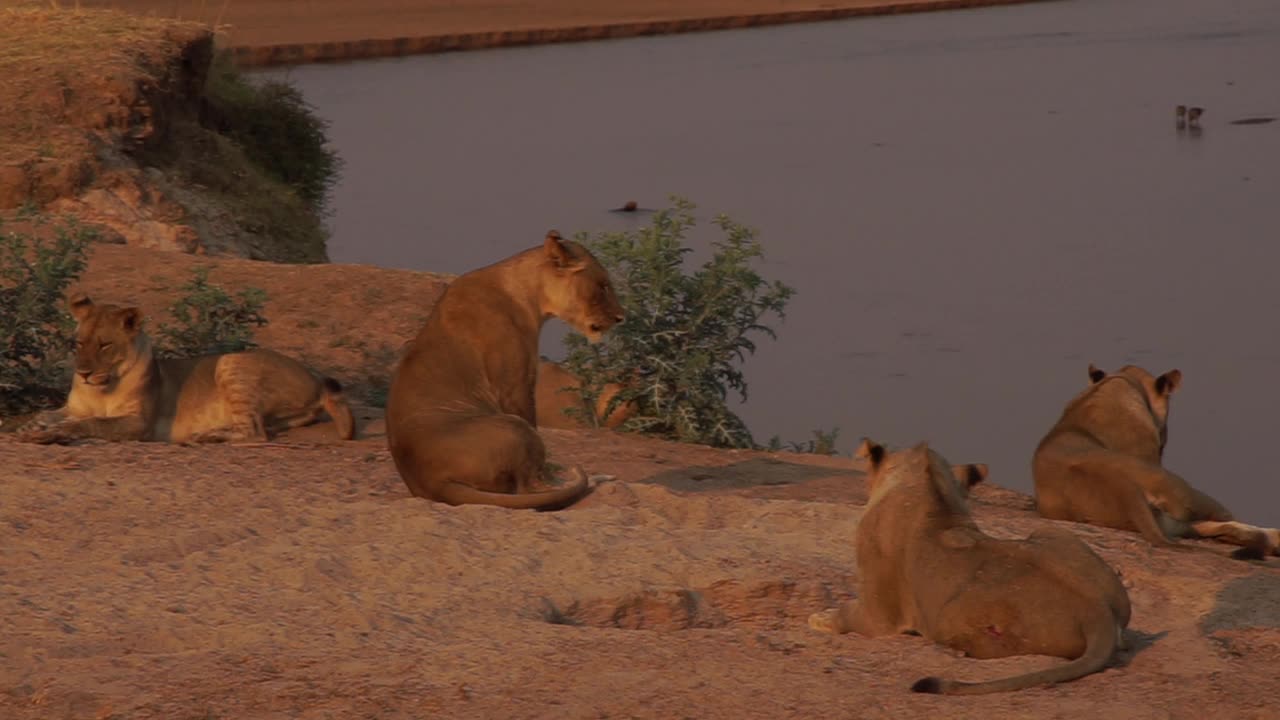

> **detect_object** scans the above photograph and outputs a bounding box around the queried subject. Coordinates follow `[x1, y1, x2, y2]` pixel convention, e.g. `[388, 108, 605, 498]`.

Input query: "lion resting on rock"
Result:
[386, 231, 624, 510]
[1033, 364, 1278, 559]
[809, 439, 1130, 695]
[16, 294, 354, 444]
[534, 360, 636, 430]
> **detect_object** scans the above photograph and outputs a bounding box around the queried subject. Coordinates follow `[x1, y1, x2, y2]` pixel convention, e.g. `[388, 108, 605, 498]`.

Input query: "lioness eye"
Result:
[99, 341, 112, 350]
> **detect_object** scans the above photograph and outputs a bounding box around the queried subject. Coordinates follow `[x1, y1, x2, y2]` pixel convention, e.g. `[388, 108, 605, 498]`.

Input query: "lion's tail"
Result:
[911, 607, 1120, 696]
[321, 377, 356, 441]
[436, 466, 592, 511]
[1190, 520, 1276, 560]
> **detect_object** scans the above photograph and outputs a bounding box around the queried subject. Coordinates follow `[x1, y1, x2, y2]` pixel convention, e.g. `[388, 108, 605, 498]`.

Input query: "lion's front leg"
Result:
[11, 407, 69, 433]
[12, 409, 60, 443]
[15, 414, 148, 444]
[14, 423, 76, 445]
[808, 606, 849, 634]
[808, 598, 885, 636]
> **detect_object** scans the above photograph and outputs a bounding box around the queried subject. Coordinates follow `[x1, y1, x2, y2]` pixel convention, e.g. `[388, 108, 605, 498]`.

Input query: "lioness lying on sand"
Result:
[386, 231, 624, 510]
[534, 359, 636, 430]
[809, 439, 1130, 695]
[1033, 364, 1279, 559]
[16, 294, 355, 444]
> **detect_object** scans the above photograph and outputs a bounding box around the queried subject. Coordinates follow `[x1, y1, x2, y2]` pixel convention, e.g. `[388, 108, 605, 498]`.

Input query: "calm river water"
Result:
[273, 0, 1280, 524]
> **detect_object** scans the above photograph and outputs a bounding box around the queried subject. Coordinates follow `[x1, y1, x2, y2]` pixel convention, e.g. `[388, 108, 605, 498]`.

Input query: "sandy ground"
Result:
[4, 244, 1280, 718]
[67, 0, 1036, 48]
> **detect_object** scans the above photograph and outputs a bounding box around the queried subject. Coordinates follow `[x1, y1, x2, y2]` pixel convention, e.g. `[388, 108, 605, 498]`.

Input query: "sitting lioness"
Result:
[1033, 364, 1278, 559]
[534, 359, 636, 430]
[15, 294, 355, 444]
[386, 230, 624, 510]
[809, 439, 1130, 695]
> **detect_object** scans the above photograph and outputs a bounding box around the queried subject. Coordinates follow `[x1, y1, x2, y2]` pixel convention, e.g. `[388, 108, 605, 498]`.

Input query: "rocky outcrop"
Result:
[47, 167, 202, 253]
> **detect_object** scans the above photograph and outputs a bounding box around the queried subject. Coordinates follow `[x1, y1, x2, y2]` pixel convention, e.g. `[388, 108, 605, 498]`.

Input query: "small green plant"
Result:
[0, 217, 93, 415]
[562, 196, 794, 448]
[765, 427, 842, 456]
[14, 201, 40, 220]
[354, 341, 399, 408]
[363, 382, 389, 409]
[154, 266, 269, 357]
[202, 52, 342, 211]
[538, 597, 581, 626]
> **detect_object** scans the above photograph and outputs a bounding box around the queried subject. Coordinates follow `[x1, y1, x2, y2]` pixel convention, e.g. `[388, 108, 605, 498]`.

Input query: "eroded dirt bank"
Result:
[2, 245, 1279, 719]
[0, 9, 329, 262]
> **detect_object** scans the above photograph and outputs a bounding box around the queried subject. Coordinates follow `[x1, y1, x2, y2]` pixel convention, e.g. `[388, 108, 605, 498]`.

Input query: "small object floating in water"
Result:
[1229, 116, 1276, 125]
[1187, 106, 1205, 127]
[1175, 104, 1187, 129]
[610, 200, 654, 214]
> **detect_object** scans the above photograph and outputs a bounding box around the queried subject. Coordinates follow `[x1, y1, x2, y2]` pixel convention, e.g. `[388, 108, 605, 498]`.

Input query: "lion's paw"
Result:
[807, 609, 841, 634]
[15, 427, 67, 445]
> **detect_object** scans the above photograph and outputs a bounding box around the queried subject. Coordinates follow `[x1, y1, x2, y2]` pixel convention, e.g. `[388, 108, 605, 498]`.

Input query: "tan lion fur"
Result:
[1033, 364, 1278, 559]
[386, 231, 625, 510]
[808, 439, 1130, 695]
[17, 294, 354, 444]
[534, 360, 636, 430]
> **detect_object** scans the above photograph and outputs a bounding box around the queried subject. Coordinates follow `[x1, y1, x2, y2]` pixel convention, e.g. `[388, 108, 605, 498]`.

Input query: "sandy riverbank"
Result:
[4, 242, 1280, 718]
[68, 0, 1054, 65]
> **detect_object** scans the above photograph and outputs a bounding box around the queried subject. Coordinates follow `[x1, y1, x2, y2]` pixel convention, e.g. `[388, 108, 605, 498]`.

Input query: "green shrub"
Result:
[0, 218, 93, 415]
[202, 52, 342, 211]
[146, 118, 330, 264]
[154, 267, 268, 357]
[561, 197, 794, 448]
[766, 427, 841, 456]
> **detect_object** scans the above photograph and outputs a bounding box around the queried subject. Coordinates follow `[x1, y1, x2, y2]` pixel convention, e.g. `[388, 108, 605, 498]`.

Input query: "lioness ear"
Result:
[952, 463, 988, 489]
[119, 307, 143, 334]
[1087, 364, 1107, 384]
[1155, 369, 1182, 396]
[855, 438, 886, 469]
[68, 292, 94, 321]
[543, 230, 580, 269]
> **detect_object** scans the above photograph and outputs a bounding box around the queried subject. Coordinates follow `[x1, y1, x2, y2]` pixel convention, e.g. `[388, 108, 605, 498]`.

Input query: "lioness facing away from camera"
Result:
[1033, 364, 1278, 559]
[16, 294, 354, 444]
[809, 439, 1130, 695]
[386, 231, 624, 510]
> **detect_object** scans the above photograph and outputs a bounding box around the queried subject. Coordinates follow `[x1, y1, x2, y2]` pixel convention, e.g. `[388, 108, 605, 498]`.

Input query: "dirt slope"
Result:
[3, 245, 1279, 719]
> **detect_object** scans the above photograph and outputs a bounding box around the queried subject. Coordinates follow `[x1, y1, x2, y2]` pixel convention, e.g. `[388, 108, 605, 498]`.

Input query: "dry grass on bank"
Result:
[0, 8, 208, 168]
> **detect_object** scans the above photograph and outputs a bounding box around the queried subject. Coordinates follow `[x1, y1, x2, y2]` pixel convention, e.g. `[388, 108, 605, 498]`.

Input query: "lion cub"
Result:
[809, 439, 1130, 695]
[16, 294, 354, 444]
[387, 231, 625, 510]
[1033, 364, 1278, 559]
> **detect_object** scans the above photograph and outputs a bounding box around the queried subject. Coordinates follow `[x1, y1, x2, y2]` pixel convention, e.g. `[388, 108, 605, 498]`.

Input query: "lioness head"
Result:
[856, 438, 988, 503]
[1086, 363, 1181, 451]
[66, 293, 148, 390]
[539, 230, 624, 343]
